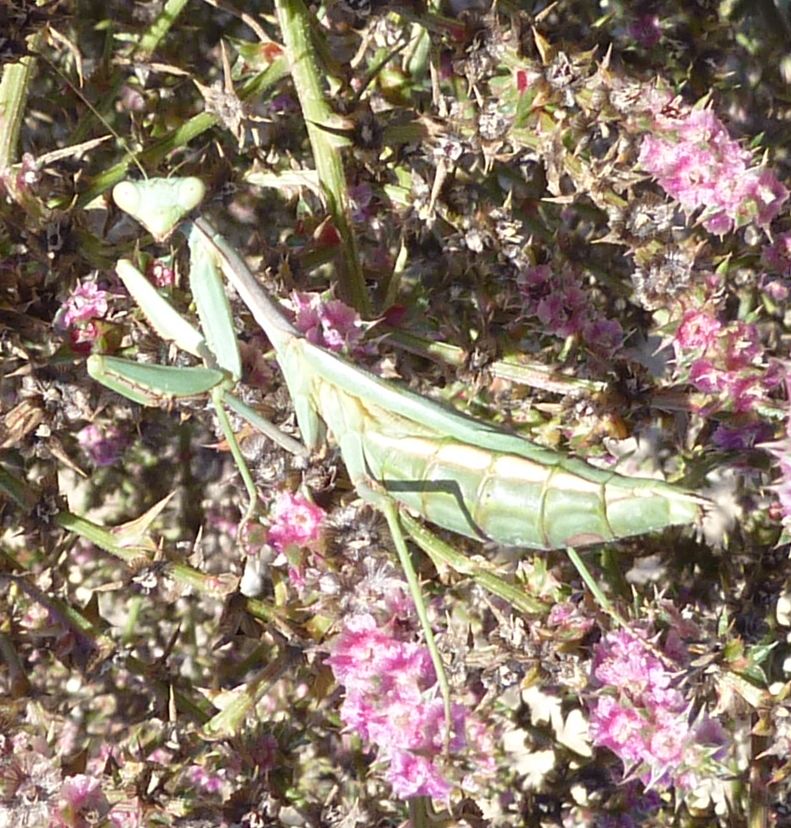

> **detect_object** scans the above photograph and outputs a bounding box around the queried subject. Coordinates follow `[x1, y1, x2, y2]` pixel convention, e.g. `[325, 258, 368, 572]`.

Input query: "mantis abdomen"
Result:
[309, 356, 703, 551]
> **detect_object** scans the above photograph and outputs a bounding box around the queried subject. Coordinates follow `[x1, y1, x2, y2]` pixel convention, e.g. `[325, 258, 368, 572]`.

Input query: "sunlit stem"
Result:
[381, 500, 453, 753]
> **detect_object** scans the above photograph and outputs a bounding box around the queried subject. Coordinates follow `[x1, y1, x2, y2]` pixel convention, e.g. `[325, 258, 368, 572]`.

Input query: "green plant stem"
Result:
[56, 510, 305, 638]
[274, 0, 369, 314]
[0, 47, 38, 170]
[384, 329, 607, 398]
[137, 0, 192, 58]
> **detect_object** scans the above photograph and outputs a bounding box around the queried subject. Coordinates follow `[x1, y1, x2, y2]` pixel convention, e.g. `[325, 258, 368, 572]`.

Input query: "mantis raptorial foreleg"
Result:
[89, 181, 303, 530]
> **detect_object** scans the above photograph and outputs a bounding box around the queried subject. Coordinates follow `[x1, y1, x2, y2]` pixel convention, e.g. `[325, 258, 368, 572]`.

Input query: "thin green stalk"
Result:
[565, 546, 629, 629]
[385, 329, 607, 398]
[136, 0, 192, 58]
[274, 0, 369, 314]
[212, 386, 259, 529]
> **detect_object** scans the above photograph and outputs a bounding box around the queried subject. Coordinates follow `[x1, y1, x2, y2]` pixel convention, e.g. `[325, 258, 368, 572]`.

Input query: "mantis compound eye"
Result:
[112, 180, 140, 216]
[177, 177, 206, 213]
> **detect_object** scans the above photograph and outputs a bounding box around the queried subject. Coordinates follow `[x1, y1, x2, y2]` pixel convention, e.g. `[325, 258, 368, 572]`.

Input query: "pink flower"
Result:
[54, 774, 109, 828]
[387, 750, 453, 800]
[267, 491, 326, 553]
[146, 259, 175, 287]
[519, 265, 621, 351]
[674, 310, 722, 351]
[290, 291, 367, 354]
[639, 106, 788, 235]
[56, 281, 110, 329]
[719, 321, 762, 369]
[185, 764, 226, 795]
[77, 423, 129, 467]
[588, 628, 730, 789]
[688, 358, 727, 394]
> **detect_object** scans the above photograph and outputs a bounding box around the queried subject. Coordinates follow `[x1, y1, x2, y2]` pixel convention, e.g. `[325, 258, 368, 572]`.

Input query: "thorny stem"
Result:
[274, 0, 370, 315]
[201, 647, 302, 740]
[55, 510, 304, 638]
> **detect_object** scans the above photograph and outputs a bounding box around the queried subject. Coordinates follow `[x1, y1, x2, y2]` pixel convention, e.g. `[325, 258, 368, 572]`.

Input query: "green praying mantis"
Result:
[87, 176, 706, 736]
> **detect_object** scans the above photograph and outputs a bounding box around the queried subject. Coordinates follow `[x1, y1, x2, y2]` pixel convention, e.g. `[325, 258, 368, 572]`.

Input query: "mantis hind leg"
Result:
[354, 479, 454, 753]
[211, 388, 260, 532]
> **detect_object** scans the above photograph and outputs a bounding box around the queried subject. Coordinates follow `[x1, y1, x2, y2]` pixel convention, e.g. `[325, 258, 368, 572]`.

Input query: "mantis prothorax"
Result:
[91, 176, 707, 745]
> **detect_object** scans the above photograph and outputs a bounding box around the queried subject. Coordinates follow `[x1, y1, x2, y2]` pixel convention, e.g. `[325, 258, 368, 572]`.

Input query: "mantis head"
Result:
[113, 177, 206, 241]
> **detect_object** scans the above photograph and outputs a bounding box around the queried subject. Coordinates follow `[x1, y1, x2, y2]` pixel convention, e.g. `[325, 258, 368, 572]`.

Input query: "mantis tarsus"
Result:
[90, 176, 706, 745]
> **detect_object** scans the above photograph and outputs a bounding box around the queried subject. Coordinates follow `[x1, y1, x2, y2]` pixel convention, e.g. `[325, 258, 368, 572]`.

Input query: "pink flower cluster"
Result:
[55, 280, 111, 353]
[639, 108, 788, 235]
[289, 291, 368, 355]
[673, 309, 780, 413]
[54, 773, 110, 828]
[326, 614, 493, 799]
[518, 264, 623, 354]
[588, 629, 728, 789]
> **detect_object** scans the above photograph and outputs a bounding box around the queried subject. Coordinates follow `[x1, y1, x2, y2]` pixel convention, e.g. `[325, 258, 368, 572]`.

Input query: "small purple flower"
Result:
[628, 13, 662, 48]
[348, 182, 375, 222]
[583, 318, 624, 355]
[711, 421, 771, 450]
[762, 232, 791, 277]
[77, 424, 129, 467]
[290, 291, 367, 355]
[536, 283, 588, 338]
